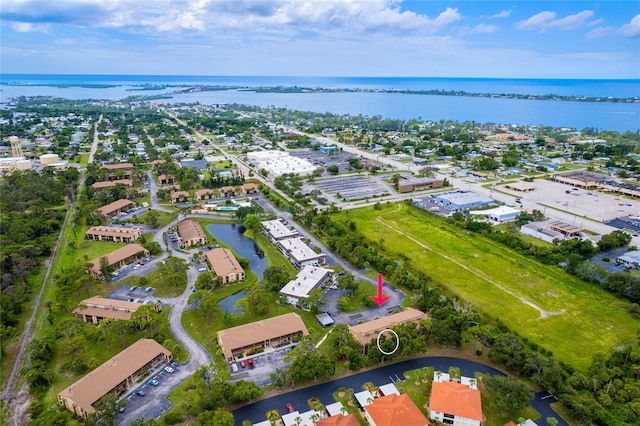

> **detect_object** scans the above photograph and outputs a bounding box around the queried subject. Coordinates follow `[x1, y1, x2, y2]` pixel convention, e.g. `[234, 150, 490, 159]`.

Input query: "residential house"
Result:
[88, 244, 149, 278]
[177, 220, 207, 248]
[201, 248, 245, 283]
[85, 226, 143, 243]
[364, 393, 429, 426]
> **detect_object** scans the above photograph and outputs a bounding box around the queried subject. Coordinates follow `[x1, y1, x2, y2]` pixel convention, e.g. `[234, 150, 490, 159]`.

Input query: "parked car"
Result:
[231, 363, 239, 373]
[148, 379, 159, 386]
[239, 360, 246, 368]
[247, 358, 254, 369]
[286, 403, 294, 413]
[135, 390, 146, 397]
[164, 366, 175, 373]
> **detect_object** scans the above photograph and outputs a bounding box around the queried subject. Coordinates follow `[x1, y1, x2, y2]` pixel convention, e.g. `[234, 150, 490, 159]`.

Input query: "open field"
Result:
[337, 203, 639, 370]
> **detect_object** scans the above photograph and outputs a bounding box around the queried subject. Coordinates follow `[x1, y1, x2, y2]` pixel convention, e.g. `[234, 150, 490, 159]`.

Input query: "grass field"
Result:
[337, 203, 639, 370]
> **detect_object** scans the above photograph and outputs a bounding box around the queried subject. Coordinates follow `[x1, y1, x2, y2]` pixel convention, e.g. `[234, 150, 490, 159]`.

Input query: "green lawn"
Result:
[337, 280, 381, 313]
[332, 388, 368, 426]
[336, 203, 639, 370]
[396, 367, 434, 417]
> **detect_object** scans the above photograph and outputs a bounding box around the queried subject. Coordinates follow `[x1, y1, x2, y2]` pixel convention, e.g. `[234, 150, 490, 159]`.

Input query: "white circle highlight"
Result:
[376, 328, 400, 356]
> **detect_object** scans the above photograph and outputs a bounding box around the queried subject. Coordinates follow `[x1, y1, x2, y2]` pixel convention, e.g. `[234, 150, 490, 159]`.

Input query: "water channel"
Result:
[206, 223, 267, 314]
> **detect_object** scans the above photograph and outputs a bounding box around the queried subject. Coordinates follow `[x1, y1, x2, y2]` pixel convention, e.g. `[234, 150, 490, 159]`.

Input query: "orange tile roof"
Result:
[316, 413, 360, 426]
[364, 393, 430, 426]
[430, 381, 483, 421]
[58, 339, 171, 416]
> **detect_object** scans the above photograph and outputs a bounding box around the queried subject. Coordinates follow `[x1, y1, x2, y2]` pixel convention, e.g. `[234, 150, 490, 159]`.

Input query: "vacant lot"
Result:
[338, 203, 639, 370]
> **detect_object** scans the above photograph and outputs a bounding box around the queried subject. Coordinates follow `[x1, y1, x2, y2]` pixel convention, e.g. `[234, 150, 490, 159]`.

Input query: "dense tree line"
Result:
[0, 169, 78, 355]
[449, 211, 640, 304]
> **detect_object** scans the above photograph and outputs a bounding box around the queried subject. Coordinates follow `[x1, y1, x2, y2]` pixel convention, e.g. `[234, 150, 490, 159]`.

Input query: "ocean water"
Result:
[1, 74, 639, 131]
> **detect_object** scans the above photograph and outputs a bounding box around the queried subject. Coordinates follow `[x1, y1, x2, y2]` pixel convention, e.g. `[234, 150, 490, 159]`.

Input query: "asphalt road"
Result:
[232, 356, 568, 426]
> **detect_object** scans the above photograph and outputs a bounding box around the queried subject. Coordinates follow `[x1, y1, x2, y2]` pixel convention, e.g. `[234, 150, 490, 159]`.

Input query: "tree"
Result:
[546, 417, 558, 426]
[326, 165, 339, 175]
[484, 375, 534, 413]
[231, 380, 262, 403]
[243, 214, 261, 230]
[210, 408, 234, 426]
[99, 256, 113, 282]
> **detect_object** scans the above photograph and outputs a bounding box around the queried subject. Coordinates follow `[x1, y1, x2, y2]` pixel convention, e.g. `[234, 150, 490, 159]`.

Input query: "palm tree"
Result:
[295, 416, 303, 426]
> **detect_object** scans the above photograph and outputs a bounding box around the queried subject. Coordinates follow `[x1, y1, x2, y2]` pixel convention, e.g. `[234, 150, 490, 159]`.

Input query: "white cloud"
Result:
[619, 14, 640, 38]
[586, 26, 612, 39]
[517, 10, 597, 32]
[9, 21, 50, 33]
[0, 0, 461, 37]
[490, 10, 511, 19]
[459, 23, 498, 36]
[552, 52, 625, 62]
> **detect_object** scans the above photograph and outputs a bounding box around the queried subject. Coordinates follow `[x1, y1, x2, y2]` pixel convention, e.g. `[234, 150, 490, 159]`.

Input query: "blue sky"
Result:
[1, 1, 639, 78]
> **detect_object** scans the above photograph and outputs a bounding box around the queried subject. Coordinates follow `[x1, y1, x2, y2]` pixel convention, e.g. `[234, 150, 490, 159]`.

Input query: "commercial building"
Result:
[92, 179, 133, 190]
[364, 393, 429, 426]
[397, 177, 444, 193]
[88, 244, 149, 278]
[217, 312, 308, 362]
[348, 308, 427, 346]
[617, 250, 640, 268]
[72, 296, 142, 324]
[469, 206, 521, 223]
[429, 372, 483, 426]
[505, 181, 536, 192]
[40, 153, 60, 165]
[85, 226, 143, 243]
[201, 248, 245, 283]
[262, 219, 299, 243]
[278, 238, 326, 268]
[177, 220, 207, 248]
[57, 339, 172, 419]
[279, 266, 334, 306]
[247, 150, 317, 177]
[434, 191, 495, 211]
[98, 199, 136, 218]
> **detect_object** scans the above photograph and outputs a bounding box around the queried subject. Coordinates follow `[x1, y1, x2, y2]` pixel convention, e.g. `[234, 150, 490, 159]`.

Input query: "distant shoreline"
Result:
[2, 82, 638, 104]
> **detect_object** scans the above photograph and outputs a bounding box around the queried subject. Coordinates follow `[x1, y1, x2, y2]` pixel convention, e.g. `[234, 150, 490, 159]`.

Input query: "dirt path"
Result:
[375, 216, 559, 319]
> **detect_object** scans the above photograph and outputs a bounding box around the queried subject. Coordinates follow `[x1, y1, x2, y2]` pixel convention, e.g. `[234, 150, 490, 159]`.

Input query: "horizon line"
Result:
[1, 73, 638, 81]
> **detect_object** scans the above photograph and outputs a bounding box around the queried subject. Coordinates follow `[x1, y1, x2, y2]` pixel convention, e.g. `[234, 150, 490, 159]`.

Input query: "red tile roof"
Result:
[364, 393, 430, 426]
[316, 413, 360, 426]
[430, 381, 483, 422]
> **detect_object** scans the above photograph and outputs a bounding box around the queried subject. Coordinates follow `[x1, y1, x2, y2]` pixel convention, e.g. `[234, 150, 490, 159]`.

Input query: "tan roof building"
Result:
[102, 162, 133, 171]
[201, 248, 245, 284]
[348, 308, 427, 346]
[177, 220, 207, 248]
[217, 312, 309, 362]
[73, 296, 142, 324]
[195, 188, 216, 201]
[88, 244, 149, 278]
[92, 179, 133, 190]
[171, 191, 190, 203]
[505, 181, 536, 192]
[98, 199, 136, 218]
[85, 226, 143, 243]
[58, 339, 172, 419]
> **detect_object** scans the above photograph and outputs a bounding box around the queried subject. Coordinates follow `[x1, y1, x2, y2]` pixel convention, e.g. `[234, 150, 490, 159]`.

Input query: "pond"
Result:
[218, 289, 249, 315]
[206, 223, 268, 314]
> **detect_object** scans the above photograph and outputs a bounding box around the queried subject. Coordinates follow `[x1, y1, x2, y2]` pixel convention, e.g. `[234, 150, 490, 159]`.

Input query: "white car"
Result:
[164, 366, 175, 373]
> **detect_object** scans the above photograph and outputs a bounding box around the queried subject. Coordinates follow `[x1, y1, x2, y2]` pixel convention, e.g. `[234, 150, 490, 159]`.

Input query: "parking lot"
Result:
[289, 149, 356, 174]
[107, 285, 157, 303]
[314, 175, 389, 200]
[116, 361, 182, 425]
[229, 346, 296, 386]
[502, 179, 640, 222]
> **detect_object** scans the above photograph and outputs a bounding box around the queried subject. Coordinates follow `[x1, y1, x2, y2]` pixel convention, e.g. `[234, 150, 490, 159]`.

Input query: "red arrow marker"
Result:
[370, 273, 391, 307]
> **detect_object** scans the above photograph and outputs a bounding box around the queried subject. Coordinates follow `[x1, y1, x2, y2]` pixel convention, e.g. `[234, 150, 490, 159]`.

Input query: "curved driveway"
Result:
[232, 356, 567, 426]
